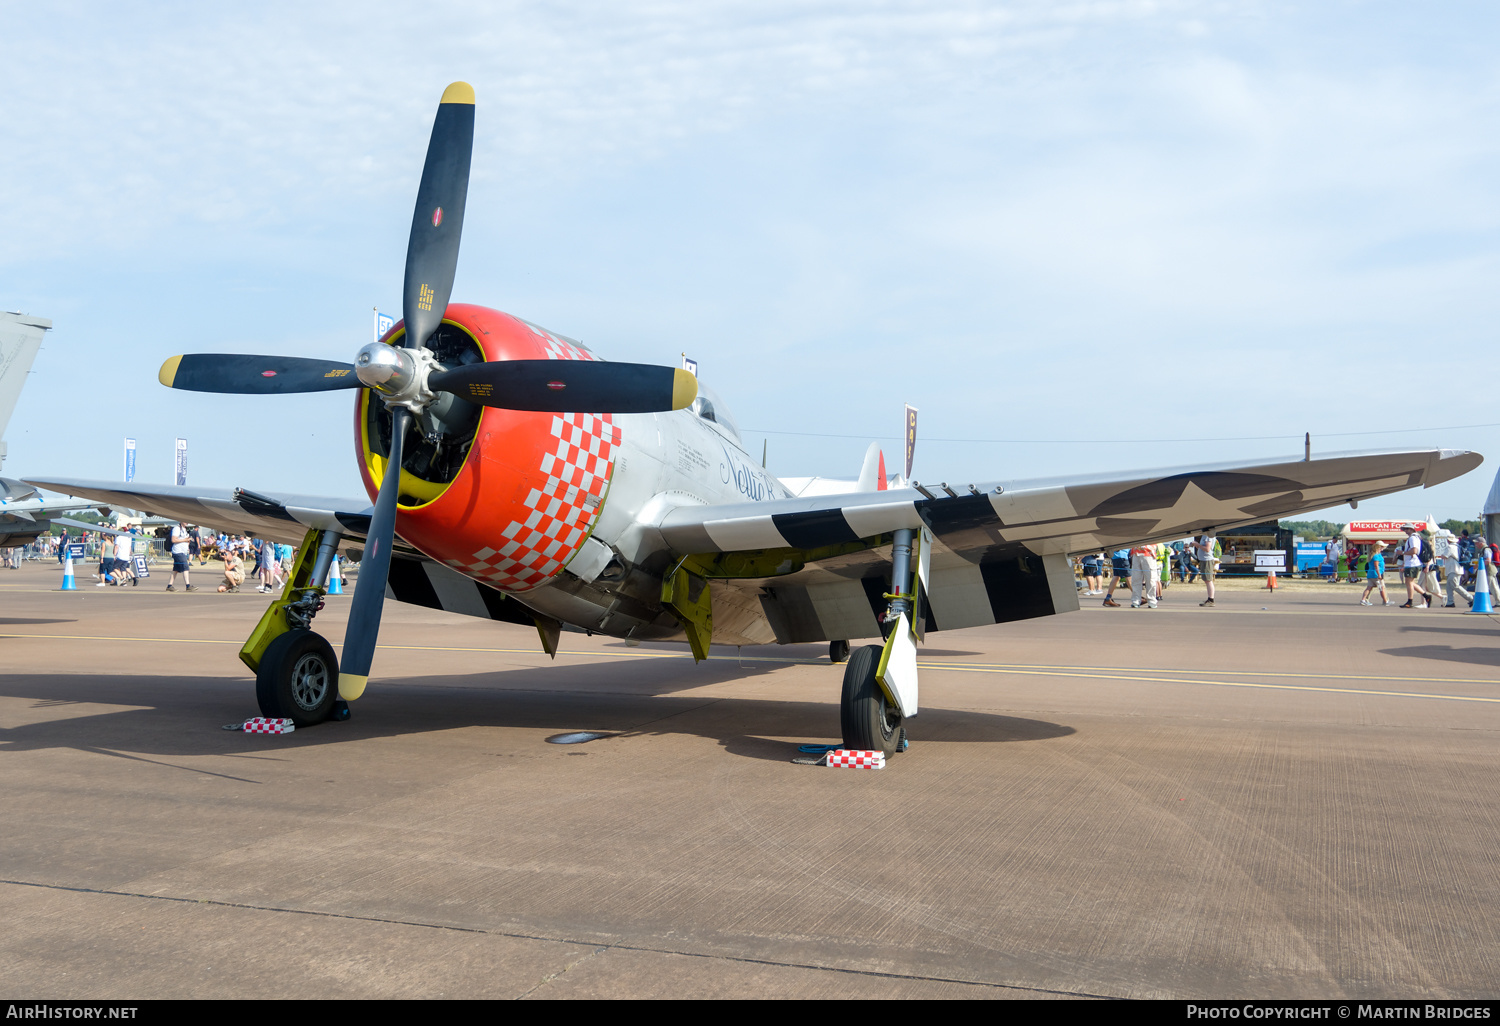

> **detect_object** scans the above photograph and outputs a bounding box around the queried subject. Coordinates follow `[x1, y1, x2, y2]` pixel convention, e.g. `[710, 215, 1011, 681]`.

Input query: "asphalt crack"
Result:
[1, 877, 1114, 998]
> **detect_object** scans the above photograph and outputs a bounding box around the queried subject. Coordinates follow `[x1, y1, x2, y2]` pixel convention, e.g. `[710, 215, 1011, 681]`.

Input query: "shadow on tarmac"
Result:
[1378, 644, 1500, 669]
[0, 660, 1076, 763]
[1395, 624, 1500, 636]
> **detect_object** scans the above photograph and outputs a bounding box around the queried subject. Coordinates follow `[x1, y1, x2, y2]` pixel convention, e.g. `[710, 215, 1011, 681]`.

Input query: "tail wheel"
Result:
[839, 644, 902, 756]
[829, 639, 850, 664]
[256, 629, 339, 727]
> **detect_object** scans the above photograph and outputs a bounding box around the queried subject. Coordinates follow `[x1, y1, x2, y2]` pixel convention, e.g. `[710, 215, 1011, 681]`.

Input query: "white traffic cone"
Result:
[327, 555, 343, 595]
[60, 554, 76, 591]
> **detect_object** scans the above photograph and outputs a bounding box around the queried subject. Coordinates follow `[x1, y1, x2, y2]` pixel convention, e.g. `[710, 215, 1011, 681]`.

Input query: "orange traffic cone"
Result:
[1265, 567, 1277, 590]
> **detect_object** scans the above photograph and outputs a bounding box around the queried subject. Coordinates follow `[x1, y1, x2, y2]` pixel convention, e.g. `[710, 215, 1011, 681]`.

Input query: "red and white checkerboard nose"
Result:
[448, 410, 618, 591]
[826, 749, 885, 769]
[356, 306, 622, 596]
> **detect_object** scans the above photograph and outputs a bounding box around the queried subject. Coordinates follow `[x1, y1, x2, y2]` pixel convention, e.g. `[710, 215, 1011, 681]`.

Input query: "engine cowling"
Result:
[355, 303, 621, 592]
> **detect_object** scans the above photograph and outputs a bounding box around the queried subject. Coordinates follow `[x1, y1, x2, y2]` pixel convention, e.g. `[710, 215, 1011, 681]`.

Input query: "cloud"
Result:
[0, 0, 1198, 259]
[3, 0, 1499, 521]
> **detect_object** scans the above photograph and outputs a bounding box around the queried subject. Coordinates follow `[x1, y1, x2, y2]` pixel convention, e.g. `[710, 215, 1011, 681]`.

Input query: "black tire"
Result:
[256, 629, 339, 727]
[828, 639, 850, 664]
[839, 644, 902, 756]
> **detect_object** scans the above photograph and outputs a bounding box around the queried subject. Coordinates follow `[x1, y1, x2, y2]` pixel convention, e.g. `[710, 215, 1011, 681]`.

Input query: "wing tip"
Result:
[1426, 449, 1485, 487]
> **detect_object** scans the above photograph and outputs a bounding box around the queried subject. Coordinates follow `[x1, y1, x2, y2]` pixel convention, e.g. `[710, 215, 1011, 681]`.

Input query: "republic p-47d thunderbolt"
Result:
[31, 83, 1483, 755]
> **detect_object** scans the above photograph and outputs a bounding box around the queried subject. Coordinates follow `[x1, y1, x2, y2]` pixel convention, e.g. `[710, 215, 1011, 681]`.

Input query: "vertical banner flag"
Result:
[374, 308, 395, 344]
[904, 404, 918, 481]
[682, 354, 698, 377]
[174, 437, 187, 487]
[124, 438, 137, 483]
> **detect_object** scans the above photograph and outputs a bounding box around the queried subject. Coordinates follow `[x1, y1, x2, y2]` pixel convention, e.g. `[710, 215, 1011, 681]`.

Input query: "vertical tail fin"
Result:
[856, 441, 885, 492]
[0, 312, 52, 469]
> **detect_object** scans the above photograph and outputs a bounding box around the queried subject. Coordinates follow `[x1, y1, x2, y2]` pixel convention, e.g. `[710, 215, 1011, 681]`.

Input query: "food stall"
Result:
[1214, 521, 1294, 576]
[1336, 516, 1436, 579]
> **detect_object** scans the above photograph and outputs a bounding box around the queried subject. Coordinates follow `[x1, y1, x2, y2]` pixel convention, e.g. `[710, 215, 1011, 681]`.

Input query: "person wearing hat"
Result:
[1398, 523, 1435, 608]
[1435, 529, 1471, 608]
[1360, 540, 1393, 606]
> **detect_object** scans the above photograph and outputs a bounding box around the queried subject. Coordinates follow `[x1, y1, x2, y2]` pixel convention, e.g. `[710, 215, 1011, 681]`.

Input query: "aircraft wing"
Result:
[24, 477, 551, 630]
[651, 448, 1482, 645]
[24, 478, 376, 552]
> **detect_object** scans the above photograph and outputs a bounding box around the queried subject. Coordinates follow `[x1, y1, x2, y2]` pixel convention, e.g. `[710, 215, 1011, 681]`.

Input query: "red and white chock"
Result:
[826, 749, 885, 769]
[242, 717, 295, 734]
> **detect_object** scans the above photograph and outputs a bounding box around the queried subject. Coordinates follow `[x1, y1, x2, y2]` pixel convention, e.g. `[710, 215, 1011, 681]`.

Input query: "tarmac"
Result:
[2, 560, 1498, 999]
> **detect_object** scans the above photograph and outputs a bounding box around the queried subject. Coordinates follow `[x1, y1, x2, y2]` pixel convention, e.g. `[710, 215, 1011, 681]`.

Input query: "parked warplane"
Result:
[0, 312, 99, 545]
[30, 83, 1483, 755]
[0, 494, 100, 548]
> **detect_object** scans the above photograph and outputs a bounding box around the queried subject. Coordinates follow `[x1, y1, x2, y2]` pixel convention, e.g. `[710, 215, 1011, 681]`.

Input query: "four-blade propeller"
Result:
[155, 81, 697, 702]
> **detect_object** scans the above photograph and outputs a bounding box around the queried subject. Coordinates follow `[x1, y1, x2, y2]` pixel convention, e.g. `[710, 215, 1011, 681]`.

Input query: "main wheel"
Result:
[256, 629, 339, 727]
[839, 644, 903, 756]
[828, 639, 850, 664]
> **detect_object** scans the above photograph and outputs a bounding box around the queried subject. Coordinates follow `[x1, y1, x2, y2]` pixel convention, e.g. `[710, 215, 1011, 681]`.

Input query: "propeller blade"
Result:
[158, 355, 361, 394]
[402, 82, 475, 351]
[337, 406, 408, 701]
[428, 360, 698, 413]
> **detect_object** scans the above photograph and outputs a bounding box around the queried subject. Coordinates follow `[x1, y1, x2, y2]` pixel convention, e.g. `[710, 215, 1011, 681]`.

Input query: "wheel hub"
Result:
[289, 652, 331, 711]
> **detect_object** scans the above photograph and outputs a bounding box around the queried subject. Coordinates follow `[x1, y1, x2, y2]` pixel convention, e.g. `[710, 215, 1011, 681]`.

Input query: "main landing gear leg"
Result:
[839, 527, 921, 756]
[239, 528, 345, 727]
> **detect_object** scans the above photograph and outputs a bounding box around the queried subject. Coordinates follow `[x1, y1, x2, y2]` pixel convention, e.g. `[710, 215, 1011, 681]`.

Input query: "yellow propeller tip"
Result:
[158, 355, 182, 388]
[671, 368, 699, 410]
[338, 673, 368, 700]
[440, 81, 475, 105]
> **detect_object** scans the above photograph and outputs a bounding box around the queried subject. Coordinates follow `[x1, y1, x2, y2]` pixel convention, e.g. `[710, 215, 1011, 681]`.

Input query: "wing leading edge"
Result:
[655, 448, 1481, 559]
[23, 478, 375, 552]
[651, 448, 1482, 646]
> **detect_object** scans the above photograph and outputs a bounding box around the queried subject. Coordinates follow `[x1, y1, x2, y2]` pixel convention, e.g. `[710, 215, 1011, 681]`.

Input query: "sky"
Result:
[3, 0, 1499, 524]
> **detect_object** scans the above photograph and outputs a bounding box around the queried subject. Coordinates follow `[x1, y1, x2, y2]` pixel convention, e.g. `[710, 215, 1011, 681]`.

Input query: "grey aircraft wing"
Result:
[647, 448, 1483, 645]
[25, 478, 376, 551]
[25, 477, 547, 631]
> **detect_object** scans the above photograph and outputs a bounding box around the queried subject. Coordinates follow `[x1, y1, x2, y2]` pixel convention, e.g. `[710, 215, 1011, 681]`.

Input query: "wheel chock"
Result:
[826, 749, 885, 769]
[242, 717, 295, 734]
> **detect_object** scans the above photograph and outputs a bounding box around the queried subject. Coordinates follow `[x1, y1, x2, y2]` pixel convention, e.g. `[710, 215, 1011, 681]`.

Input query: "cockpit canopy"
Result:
[689, 383, 740, 442]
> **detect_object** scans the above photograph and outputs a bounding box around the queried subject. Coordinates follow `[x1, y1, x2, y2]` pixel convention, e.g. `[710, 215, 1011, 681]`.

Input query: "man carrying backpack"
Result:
[166, 521, 196, 592]
[1398, 523, 1436, 609]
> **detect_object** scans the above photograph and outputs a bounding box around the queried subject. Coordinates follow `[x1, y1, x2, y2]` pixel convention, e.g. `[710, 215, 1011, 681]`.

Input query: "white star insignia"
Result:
[1133, 481, 1253, 535]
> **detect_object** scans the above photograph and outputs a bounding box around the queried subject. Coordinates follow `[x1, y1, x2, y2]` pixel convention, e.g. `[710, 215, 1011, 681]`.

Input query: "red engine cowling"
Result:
[355, 303, 620, 592]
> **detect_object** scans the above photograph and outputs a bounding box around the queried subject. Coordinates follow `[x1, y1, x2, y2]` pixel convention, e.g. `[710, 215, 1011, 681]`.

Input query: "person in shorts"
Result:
[95, 541, 114, 587]
[218, 546, 246, 592]
[167, 522, 195, 592]
[112, 530, 135, 586]
[1360, 540, 1392, 606]
[1398, 523, 1434, 608]
[1193, 531, 1217, 606]
[1081, 552, 1102, 595]
[1103, 548, 1130, 607]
